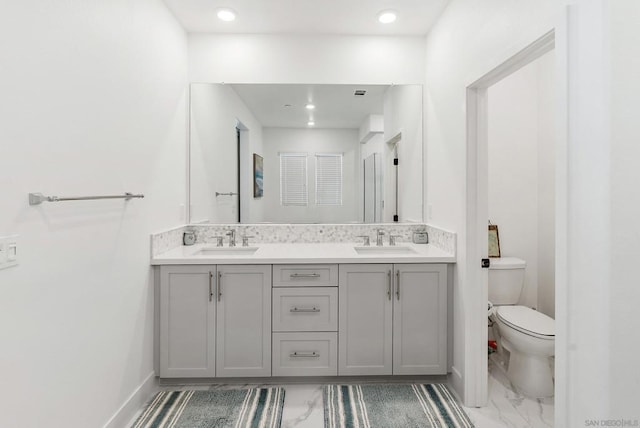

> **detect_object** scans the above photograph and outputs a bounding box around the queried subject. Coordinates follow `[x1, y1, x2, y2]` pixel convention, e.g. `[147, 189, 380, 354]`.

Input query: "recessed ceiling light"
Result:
[377, 10, 397, 24]
[217, 8, 236, 22]
[305, 103, 315, 110]
[308, 121, 315, 126]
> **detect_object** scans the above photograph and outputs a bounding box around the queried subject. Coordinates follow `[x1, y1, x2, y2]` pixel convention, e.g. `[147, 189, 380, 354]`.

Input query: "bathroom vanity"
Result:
[151, 239, 455, 380]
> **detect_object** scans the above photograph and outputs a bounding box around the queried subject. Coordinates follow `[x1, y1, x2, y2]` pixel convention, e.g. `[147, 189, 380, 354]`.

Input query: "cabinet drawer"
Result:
[273, 264, 338, 287]
[272, 332, 337, 376]
[273, 287, 338, 332]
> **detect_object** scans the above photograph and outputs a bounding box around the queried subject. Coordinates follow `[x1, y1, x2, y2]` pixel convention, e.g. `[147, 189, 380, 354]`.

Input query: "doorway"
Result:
[486, 48, 556, 380]
[465, 31, 556, 405]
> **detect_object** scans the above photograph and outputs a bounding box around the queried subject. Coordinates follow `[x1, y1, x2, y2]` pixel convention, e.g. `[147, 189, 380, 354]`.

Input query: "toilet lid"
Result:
[496, 306, 555, 337]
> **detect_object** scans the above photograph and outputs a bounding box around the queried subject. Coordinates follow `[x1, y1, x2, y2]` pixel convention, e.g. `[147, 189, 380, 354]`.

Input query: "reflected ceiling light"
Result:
[305, 103, 315, 110]
[217, 8, 236, 22]
[377, 10, 397, 24]
[308, 121, 315, 126]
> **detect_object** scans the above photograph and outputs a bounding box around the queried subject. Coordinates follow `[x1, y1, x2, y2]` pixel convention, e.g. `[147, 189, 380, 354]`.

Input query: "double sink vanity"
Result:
[150, 83, 456, 381]
[151, 225, 455, 380]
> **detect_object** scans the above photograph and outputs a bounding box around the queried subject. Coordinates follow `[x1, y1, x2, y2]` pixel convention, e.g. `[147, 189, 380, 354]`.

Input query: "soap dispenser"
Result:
[183, 229, 196, 246]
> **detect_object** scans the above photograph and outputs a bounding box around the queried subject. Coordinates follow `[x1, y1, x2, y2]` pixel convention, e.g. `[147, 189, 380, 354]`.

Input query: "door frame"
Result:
[236, 119, 250, 223]
[465, 30, 558, 406]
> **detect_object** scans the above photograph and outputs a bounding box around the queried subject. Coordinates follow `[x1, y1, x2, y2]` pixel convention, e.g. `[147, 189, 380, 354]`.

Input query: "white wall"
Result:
[189, 34, 426, 84]
[361, 133, 385, 222]
[188, 34, 426, 225]
[262, 128, 360, 223]
[487, 51, 555, 315]
[189, 34, 425, 226]
[423, 0, 569, 407]
[426, 0, 640, 423]
[536, 53, 556, 318]
[603, 0, 640, 418]
[361, 133, 384, 161]
[190, 84, 264, 223]
[0, 1, 187, 427]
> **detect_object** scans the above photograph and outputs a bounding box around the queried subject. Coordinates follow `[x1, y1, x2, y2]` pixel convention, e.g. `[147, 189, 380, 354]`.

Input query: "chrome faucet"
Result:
[389, 235, 402, 246]
[226, 230, 236, 247]
[241, 235, 254, 247]
[356, 235, 370, 246]
[376, 229, 385, 246]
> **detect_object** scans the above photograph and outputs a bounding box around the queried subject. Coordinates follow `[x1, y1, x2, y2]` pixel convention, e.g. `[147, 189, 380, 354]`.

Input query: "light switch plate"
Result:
[0, 235, 19, 270]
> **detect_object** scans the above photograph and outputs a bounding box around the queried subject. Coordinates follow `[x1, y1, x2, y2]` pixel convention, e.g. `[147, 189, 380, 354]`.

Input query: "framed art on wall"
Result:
[488, 224, 501, 258]
[253, 153, 263, 197]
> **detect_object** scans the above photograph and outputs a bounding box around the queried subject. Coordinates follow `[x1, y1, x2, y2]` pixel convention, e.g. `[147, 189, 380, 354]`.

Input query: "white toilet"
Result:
[488, 257, 555, 398]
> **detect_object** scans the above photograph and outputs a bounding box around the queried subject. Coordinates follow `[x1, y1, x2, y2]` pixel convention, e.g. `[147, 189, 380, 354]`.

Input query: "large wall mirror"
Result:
[189, 83, 423, 224]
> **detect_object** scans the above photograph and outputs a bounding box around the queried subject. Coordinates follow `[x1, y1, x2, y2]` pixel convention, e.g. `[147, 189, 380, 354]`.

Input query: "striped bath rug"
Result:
[324, 384, 474, 428]
[132, 388, 285, 428]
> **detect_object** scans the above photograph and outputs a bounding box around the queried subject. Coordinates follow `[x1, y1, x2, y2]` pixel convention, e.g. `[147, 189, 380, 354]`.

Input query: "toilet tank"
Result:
[488, 257, 526, 305]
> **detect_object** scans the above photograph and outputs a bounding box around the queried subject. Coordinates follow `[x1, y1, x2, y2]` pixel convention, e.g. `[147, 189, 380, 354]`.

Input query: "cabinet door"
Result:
[216, 265, 272, 377]
[160, 265, 216, 378]
[393, 264, 447, 375]
[338, 264, 393, 375]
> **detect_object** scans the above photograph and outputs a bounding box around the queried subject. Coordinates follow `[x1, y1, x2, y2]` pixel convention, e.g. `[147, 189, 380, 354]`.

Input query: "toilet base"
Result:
[506, 347, 554, 398]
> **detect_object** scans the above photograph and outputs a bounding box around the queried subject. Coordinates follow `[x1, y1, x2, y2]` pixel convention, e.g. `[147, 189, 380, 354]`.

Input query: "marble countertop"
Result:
[151, 242, 455, 265]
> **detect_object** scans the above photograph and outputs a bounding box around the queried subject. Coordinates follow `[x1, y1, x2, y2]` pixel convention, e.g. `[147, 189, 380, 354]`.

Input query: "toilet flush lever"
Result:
[481, 259, 490, 268]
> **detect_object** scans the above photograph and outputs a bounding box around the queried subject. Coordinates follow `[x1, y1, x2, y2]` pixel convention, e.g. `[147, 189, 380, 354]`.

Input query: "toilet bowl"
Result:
[488, 257, 555, 398]
[493, 305, 555, 397]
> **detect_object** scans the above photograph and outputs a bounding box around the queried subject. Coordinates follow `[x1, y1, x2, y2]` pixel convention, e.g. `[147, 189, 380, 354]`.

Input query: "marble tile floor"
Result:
[465, 360, 554, 428]
[138, 362, 553, 428]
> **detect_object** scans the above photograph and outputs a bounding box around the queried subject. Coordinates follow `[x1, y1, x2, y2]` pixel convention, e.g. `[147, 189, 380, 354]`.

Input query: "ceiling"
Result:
[162, 0, 451, 36]
[229, 84, 389, 129]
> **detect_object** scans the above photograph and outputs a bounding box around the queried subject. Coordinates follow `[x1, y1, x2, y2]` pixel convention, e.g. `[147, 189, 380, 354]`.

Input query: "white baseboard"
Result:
[450, 366, 464, 402]
[103, 372, 158, 428]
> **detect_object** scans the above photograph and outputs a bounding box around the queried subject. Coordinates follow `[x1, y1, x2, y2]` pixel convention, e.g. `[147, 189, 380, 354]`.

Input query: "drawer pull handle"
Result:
[290, 307, 320, 313]
[290, 273, 321, 278]
[290, 351, 320, 358]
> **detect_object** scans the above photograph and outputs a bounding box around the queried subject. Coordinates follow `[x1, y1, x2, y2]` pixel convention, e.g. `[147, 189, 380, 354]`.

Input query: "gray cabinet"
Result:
[338, 263, 447, 376]
[272, 264, 338, 287]
[272, 264, 339, 376]
[272, 332, 337, 376]
[216, 265, 272, 377]
[159, 264, 271, 378]
[272, 287, 338, 332]
[159, 262, 447, 379]
[159, 265, 216, 378]
[393, 264, 448, 375]
[338, 264, 394, 375]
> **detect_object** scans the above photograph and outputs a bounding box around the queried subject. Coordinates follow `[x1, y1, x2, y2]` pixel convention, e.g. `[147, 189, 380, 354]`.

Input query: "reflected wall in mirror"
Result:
[189, 83, 423, 224]
[363, 153, 383, 223]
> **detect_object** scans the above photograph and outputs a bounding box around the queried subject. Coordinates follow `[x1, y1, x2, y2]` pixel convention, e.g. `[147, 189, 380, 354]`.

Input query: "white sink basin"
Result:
[354, 246, 417, 255]
[193, 246, 259, 256]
